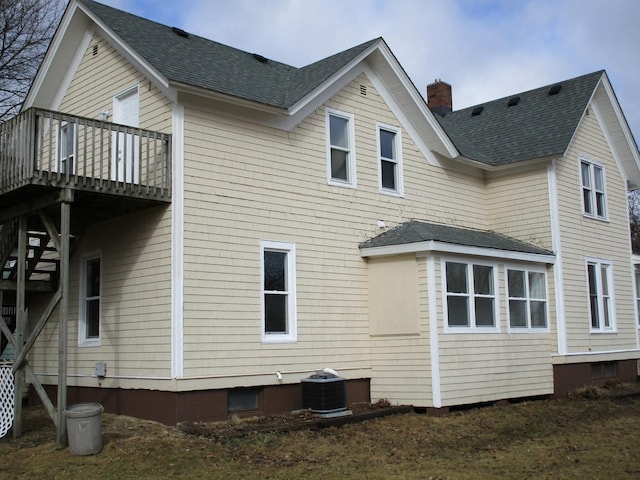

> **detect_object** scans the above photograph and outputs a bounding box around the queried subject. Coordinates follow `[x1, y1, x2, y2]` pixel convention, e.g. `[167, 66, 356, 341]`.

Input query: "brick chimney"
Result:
[427, 79, 452, 116]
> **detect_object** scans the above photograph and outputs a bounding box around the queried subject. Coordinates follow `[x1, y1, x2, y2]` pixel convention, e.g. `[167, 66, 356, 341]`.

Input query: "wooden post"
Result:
[56, 199, 70, 448]
[13, 216, 26, 439]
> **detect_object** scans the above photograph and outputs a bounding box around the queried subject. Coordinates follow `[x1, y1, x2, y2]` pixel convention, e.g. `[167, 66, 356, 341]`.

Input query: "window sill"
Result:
[444, 327, 501, 334]
[380, 189, 404, 198]
[589, 329, 617, 334]
[78, 339, 101, 348]
[582, 213, 609, 223]
[328, 179, 357, 189]
[261, 335, 297, 344]
[508, 327, 550, 334]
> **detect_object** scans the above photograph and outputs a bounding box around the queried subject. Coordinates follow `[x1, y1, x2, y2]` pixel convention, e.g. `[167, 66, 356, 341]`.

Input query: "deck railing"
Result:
[0, 108, 171, 199]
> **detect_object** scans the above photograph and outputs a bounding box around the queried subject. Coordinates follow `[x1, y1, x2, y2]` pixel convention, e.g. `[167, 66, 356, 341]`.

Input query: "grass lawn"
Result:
[2, 385, 640, 479]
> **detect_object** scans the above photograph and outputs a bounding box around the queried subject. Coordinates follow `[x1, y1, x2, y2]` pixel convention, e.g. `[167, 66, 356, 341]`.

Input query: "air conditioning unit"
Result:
[301, 371, 347, 415]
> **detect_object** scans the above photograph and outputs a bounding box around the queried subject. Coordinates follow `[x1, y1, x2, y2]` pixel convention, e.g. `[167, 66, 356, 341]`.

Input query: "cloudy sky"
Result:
[99, 0, 640, 144]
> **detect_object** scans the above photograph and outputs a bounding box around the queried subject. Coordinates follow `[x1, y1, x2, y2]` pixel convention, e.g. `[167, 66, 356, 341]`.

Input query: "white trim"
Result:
[441, 257, 501, 333]
[260, 240, 297, 344]
[78, 250, 101, 347]
[171, 103, 184, 378]
[360, 239, 555, 264]
[548, 160, 567, 354]
[504, 264, 550, 333]
[426, 256, 441, 408]
[52, 28, 95, 111]
[364, 65, 445, 167]
[325, 108, 357, 188]
[376, 122, 404, 197]
[552, 348, 640, 364]
[585, 257, 616, 333]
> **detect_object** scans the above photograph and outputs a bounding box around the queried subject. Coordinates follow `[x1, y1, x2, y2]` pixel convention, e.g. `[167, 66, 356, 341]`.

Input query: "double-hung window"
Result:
[79, 254, 101, 346]
[261, 241, 297, 343]
[507, 269, 548, 330]
[587, 259, 614, 332]
[445, 261, 496, 330]
[581, 160, 606, 219]
[377, 123, 403, 196]
[326, 109, 356, 187]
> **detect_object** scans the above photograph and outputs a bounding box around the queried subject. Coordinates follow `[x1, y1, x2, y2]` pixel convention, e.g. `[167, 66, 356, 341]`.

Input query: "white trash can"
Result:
[65, 403, 104, 455]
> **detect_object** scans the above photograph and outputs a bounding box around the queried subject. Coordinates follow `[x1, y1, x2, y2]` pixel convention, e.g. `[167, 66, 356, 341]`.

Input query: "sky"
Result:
[99, 0, 640, 145]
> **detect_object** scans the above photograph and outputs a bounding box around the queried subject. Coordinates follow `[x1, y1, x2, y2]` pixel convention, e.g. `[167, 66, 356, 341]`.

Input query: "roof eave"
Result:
[360, 240, 555, 264]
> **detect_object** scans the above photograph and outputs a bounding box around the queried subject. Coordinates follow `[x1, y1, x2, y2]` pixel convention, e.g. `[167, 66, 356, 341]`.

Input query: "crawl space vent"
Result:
[302, 371, 347, 415]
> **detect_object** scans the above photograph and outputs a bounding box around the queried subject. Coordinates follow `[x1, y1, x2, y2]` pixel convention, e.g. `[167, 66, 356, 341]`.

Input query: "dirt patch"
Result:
[177, 401, 412, 441]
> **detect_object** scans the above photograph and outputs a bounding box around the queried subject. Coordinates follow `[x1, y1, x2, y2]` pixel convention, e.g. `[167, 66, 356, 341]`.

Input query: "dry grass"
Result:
[2, 385, 640, 479]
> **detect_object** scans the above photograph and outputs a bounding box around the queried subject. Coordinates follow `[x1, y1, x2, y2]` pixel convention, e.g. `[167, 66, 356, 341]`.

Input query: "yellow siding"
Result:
[179, 74, 487, 394]
[556, 110, 637, 354]
[487, 166, 553, 251]
[367, 256, 431, 405]
[29, 33, 174, 388]
[433, 255, 554, 405]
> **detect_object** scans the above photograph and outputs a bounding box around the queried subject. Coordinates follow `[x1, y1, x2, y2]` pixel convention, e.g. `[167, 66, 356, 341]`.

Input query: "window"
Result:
[58, 122, 75, 174]
[326, 109, 356, 187]
[79, 254, 101, 346]
[507, 269, 548, 330]
[581, 160, 606, 219]
[261, 241, 296, 342]
[445, 261, 496, 330]
[377, 123, 403, 196]
[587, 259, 614, 332]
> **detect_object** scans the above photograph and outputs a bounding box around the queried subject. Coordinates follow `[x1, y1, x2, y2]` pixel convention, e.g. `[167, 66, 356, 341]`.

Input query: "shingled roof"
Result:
[359, 220, 553, 256]
[79, 0, 379, 109]
[436, 71, 604, 166]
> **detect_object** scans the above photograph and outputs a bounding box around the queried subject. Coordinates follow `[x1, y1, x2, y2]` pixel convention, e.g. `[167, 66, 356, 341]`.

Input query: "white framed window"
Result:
[326, 108, 356, 187]
[261, 241, 297, 343]
[443, 260, 498, 331]
[586, 258, 615, 332]
[581, 159, 607, 219]
[507, 267, 548, 331]
[56, 122, 76, 174]
[79, 252, 101, 346]
[377, 123, 403, 196]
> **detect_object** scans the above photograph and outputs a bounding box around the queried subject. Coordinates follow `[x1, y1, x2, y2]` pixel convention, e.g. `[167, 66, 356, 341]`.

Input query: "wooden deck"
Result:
[1, 107, 170, 202]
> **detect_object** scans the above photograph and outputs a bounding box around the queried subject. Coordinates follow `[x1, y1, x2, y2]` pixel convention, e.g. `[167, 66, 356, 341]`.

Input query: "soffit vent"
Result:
[171, 27, 189, 39]
[548, 84, 562, 95]
[471, 106, 484, 117]
[507, 96, 520, 107]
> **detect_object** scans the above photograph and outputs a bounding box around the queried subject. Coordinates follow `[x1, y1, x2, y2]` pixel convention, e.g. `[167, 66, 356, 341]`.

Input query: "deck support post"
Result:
[56, 197, 71, 448]
[13, 216, 26, 438]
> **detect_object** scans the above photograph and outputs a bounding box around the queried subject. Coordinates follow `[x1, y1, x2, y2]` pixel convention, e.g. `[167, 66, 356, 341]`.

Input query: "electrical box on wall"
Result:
[94, 361, 107, 377]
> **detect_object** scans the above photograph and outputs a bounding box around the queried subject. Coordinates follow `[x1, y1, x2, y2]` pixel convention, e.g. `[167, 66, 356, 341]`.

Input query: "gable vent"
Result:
[548, 84, 562, 95]
[92, 44, 98, 56]
[171, 26, 189, 38]
[507, 96, 520, 107]
[252, 53, 268, 63]
[360, 85, 367, 96]
[471, 106, 484, 116]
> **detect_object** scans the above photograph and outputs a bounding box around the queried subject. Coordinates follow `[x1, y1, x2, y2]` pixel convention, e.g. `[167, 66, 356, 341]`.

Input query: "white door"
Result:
[112, 87, 140, 183]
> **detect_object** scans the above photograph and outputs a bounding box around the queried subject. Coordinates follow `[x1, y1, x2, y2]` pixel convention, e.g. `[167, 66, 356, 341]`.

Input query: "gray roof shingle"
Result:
[359, 220, 553, 256]
[79, 0, 378, 109]
[436, 71, 604, 166]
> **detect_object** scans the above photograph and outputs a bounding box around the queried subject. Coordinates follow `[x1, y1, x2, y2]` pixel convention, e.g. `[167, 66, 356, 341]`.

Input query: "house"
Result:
[1, 0, 639, 435]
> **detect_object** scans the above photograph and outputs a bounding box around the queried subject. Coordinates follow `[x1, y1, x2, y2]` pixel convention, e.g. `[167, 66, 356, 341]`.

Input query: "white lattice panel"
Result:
[0, 362, 14, 438]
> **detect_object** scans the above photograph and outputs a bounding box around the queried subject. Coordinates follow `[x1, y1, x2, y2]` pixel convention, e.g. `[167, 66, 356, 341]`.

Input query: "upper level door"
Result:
[112, 86, 140, 183]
